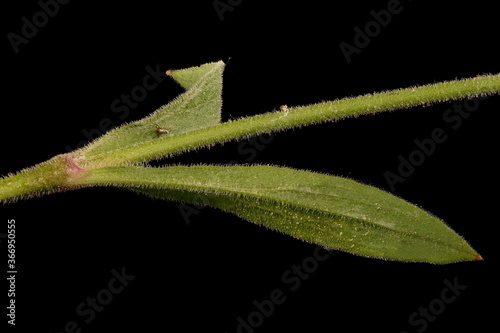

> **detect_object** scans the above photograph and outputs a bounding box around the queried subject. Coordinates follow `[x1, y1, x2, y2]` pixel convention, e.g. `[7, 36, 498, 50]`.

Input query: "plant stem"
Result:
[1, 74, 499, 203]
[0, 154, 88, 203]
[78, 73, 500, 167]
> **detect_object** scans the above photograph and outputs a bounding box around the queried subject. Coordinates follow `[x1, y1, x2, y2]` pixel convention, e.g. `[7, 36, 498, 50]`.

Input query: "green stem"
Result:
[1, 74, 499, 203]
[0, 154, 89, 203]
[0, 165, 50, 202]
[78, 74, 500, 167]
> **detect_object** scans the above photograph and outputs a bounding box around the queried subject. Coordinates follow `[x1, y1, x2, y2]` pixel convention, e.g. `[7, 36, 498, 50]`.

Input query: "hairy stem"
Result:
[0, 154, 88, 203]
[77, 74, 500, 167]
[1, 74, 499, 203]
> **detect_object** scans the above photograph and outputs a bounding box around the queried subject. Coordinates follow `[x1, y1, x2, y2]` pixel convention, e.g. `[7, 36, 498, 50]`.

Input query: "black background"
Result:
[2, 0, 499, 332]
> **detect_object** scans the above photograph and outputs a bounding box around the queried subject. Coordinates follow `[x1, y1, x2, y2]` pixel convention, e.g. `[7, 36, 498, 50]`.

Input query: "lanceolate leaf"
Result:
[80, 165, 481, 264]
[78, 61, 225, 161]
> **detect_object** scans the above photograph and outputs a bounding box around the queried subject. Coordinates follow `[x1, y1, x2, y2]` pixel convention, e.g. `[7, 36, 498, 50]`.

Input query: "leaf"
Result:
[82, 165, 481, 264]
[78, 61, 225, 163]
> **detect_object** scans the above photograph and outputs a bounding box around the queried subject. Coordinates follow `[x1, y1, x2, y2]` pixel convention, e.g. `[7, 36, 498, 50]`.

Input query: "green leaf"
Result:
[81, 165, 481, 264]
[78, 61, 225, 163]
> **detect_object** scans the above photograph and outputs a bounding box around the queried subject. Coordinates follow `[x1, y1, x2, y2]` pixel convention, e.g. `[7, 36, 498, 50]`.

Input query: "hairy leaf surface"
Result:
[78, 61, 225, 162]
[82, 165, 481, 263]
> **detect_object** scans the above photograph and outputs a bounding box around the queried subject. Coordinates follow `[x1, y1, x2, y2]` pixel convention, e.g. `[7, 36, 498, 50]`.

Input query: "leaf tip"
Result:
[166, 60, 225, 90]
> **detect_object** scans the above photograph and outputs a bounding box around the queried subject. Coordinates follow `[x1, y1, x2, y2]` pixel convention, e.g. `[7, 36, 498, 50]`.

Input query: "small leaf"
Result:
[78, 61, 225, 163]
[82, 165, 481, 264]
